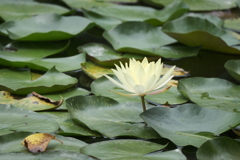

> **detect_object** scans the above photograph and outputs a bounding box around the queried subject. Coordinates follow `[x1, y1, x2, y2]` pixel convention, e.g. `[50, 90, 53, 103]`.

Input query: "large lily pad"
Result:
[0, 132, 87, 153]
[177, 77, 240, 112]
[224, 59, 240, 81]
[2, 13, 95, 41]
[143, 0, 237, 11]
[80, 140, 187, 160]
[140, 103, 240, 147]
[40, 112, 100, 137]
[0, 104, 59, 136]
[196, 137, 240, 160]
[83, 1, 188, 28]
[91, 75, 188, 104]
[0, 67, 78, 95]
[0, 0, 70, 21]
[103, 21, 177, 56]
[66, 96, 160, 139]
[162, 15, 240, 54]
[0, 150, 96, 160]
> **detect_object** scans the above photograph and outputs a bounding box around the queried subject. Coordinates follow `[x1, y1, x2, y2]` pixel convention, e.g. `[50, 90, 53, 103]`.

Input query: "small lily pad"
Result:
[140, 103, 240, 147]
[66, 96, 160, 139]
[0, 67, 78, 95]
[103, 21, 177, 56]
[177, 77, 240, 112]
[81, 62, 113, 79]
[2, 13, 95, 41]
[224, 59, 240, 81]
[0, 0, 70, 21]
[80, 139, 187, 160]
[40, 112, 100, 137]
[0, 91, 62, 111]
[0, 104, 59, 136]
[196, 137, 240, 160]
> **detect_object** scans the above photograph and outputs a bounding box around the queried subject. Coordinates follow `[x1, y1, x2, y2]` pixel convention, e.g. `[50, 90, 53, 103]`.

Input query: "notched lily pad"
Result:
[140, 103, 240, 147]
[0, 67, 78, 95]
[40, 111, 100, 137]
[177, 77, 240, 112]
[80, 139, 187, 160]
[162, 15, 240, 54]
[0, 91, 63, 111]
[66, 96, 160, 139]
[2, 13, 95, 41]
[103, 21, 177, 56]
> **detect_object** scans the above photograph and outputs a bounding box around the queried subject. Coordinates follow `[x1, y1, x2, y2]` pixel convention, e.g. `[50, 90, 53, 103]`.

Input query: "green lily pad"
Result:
[145, 87, 188, 105]
[103, 21, 177, 56]
[224, 59, 240, 81]
[1, 40, 69, 59]
[0, 41, 86, 72]
[0, 132, 87, 153]
[224, 18, 240, 32]
[143, 0, 237, 11]
[0, 150, 96, 160]
[81, 62, 113, 79]
[80, 139, 187, 160]
[2, 13, 95, 41]
[0, 0, 70, 21]
[27, 53, 86, 72]
[66, 96, 160, 139]
[43, 87, 90, 110]
[0, 91, 62, 111]
[196, 137, 240, 160]
[78, 43, 146, 67]
[40, 112, 100, 137]
[83, 1, 188, 28]
[0, 104, 59, 136]
[0, 67, 78, 95]
[162, 15, 240, 54]
[177, 77, 240, 112]
[140, 103, 240, 147]
[62, 0, 114, 9]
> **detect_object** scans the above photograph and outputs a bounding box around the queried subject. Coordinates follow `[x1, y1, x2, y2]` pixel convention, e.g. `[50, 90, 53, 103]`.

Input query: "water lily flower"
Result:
[104, 57, 175, 112]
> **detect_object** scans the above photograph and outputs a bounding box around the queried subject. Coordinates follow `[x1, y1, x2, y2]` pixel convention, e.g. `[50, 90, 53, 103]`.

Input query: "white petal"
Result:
[147, 86, 171, 95]
[133, 85, 146, 95]
[104, 75, 133, 93]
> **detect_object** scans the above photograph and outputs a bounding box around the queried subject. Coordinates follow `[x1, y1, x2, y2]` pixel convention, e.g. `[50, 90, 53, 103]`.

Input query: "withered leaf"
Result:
[21, 133, 63, 153]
